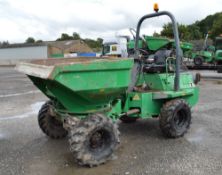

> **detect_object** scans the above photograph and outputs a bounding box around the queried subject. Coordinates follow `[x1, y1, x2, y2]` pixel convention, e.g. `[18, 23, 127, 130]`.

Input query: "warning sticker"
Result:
[133, 94, 140, 100]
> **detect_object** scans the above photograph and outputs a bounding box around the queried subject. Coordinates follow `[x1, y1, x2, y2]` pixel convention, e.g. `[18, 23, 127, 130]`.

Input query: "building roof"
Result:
[0, 42, 47, 49]
[0, 40, 92, 53]
[47, 40, 93, 53]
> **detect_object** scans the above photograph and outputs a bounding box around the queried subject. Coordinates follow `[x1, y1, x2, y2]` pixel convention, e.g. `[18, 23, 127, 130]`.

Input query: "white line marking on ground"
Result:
[0, 90, 40, 98]
[0, 101, 45, 121]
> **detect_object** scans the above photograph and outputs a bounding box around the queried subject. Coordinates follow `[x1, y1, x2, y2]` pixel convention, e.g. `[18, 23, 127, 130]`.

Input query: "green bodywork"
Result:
[143, 36, 171, 51]
[215, 37, 222, 63]
[191, 37, 222, 63]
[19, 56, 199, 122]
[192, 50, 214, 63]
[215, 50, 222, 61]
[123, 72, 198, 118]
[50, 53, 64, 58]
[127, 36, 193, 54]
[128, 40, 143, 50]
[28, 58, 133, 114]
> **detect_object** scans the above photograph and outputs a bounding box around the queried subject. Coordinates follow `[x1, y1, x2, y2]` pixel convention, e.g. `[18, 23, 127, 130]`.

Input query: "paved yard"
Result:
[0, 67, 222, 175]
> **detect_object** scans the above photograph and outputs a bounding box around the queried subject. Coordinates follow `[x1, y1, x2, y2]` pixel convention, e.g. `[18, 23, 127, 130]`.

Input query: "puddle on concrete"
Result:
[0, 128, 9, 141]
[31, 101, 45, 113]
[0, 101, 45, 121]
[185, 127, 206, 144]
[0, 132, 6, 140]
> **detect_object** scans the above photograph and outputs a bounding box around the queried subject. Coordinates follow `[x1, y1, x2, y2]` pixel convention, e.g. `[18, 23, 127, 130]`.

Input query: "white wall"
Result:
[0, 46, 48, 60]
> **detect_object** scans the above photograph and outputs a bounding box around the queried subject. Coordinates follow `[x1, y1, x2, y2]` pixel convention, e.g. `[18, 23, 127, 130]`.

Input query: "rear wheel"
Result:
[69, 113, 120, 167]
[194, 56, 203, 66]
[159, 99, 191, 138]
[38, 101, 68, 139]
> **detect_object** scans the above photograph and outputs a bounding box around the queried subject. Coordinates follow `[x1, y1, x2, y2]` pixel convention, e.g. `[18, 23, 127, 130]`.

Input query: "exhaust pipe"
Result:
[120, 108, 140, 117]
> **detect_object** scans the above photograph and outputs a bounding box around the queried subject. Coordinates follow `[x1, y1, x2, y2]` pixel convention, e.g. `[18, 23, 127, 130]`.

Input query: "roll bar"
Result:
[134, 11, 182, 91]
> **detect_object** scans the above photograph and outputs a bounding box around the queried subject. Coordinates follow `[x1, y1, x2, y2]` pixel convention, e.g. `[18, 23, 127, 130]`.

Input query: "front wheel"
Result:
[194, 56, 203, 66]
[69, 113, 120, 167]
[159, 99, 191, 138]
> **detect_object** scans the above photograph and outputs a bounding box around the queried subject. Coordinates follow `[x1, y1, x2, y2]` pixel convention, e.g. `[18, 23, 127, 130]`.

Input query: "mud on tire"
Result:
[69, 113, 120, 167]
[159, 99, 191, 138]
[38, 101, 68, 139]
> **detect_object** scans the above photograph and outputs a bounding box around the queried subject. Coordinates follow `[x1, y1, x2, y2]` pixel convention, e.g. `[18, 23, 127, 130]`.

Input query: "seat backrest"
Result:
[154, 49, 172, 65]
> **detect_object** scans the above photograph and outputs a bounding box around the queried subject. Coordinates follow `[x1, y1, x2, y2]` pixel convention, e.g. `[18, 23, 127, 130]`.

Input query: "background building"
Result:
[46, 40, 93, 58]
[0, 40, 93, 65]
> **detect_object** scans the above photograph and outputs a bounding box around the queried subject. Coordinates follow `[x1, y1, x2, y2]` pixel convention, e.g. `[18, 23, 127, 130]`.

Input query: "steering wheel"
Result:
[134, 48, 149, 60]
[137, 48, 149, 55]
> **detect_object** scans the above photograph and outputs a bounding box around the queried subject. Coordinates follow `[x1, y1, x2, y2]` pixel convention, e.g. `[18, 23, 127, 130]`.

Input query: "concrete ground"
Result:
[0, 67, 222, 175]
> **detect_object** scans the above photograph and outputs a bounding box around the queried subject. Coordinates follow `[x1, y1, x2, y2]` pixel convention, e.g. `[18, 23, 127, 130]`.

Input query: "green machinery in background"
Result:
[190, 34, 222, 66]
[101, 28, 193, 59]
[127, 31, 193, 58]
[16, 10, 199, 167]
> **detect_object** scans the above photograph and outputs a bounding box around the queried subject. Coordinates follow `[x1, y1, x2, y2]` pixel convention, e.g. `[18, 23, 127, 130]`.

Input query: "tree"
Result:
[36, 40, 43, 43]
[187, 24, 202, 40]
[195, 12, 222, 39]
[153, 31, 160, 37]
[56, 33, 73, 41]
[179, 24, 190, 41]
[25, 37, 35, 43]
[55, 32, 103, 51]
[211, 14, 222, 39]
[1, 41, 9, 46]
[160, 23, 202, 41]
[97, 38, 103, 46]
[73, 32, 81, 40]
[83, 38, 103, 52]
[161, 23, 174, 38]
[84, 38, 97, 48]
[196, 13, 219, 35]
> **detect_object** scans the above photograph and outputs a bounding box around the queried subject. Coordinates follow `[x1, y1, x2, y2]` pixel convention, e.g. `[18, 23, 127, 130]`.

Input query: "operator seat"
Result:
[143, 49, 172, 73]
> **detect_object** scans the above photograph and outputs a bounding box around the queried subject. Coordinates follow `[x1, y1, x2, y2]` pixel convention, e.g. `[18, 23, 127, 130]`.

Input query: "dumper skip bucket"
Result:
[16, 57, 134, 113]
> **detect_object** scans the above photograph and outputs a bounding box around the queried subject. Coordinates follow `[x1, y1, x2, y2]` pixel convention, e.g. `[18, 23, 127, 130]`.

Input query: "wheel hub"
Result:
[89, 129, 111, 151]
[90, 131, 104, 149]
[174, 109, 187, 128]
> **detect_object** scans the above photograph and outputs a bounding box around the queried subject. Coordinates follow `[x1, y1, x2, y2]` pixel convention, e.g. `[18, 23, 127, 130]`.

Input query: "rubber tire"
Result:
[194, 56, 203, 66]
[69, 113, 120, 167]
[38, 101, 68, 139]
[217, 68, 222, 73]
[120, 116, 138, 123]
[159, 99, 191, 138]
[194, 73, 201, 84]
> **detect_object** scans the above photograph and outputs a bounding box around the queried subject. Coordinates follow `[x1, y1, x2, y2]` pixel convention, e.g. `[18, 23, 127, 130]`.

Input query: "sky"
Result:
[0, 0, 222, 43]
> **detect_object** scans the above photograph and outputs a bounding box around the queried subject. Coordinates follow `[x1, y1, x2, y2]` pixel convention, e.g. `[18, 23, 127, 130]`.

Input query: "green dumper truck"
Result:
[16, 10, 199, 167]
[127, 35, 193, 57]
[191, 36, 222, 66]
